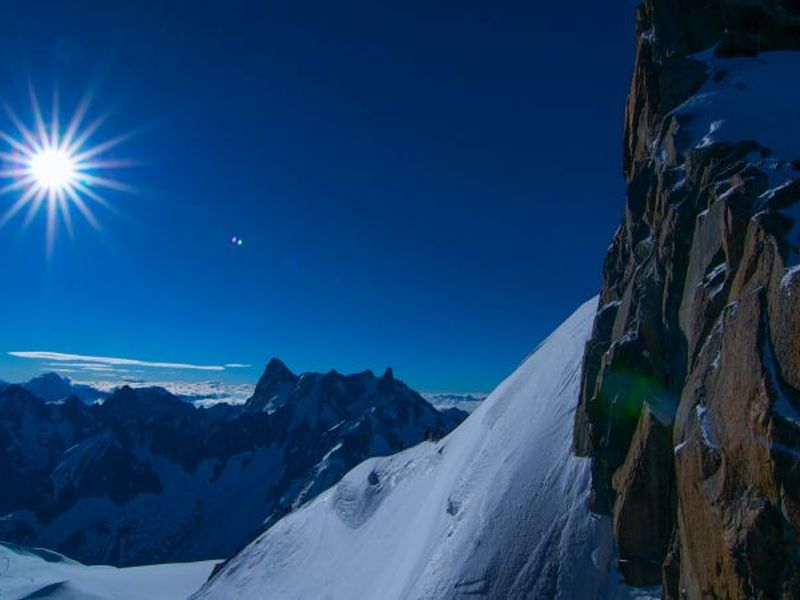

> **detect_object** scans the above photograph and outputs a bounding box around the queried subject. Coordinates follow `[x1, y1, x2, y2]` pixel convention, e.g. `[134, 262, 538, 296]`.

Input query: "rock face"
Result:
[575, 1, 800, 597]
[0, 362, 463, 566]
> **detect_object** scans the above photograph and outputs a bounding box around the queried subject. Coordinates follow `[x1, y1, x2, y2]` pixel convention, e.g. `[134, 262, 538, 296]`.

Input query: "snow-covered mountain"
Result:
[16, 372, 107, 403]
[0, 360, 463, 567]
[0, 542, 216, 600]
[192, 299, 657, 600]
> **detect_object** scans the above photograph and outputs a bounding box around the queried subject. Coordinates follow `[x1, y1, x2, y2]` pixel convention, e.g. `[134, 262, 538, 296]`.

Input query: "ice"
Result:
[696, 404, 718, 450]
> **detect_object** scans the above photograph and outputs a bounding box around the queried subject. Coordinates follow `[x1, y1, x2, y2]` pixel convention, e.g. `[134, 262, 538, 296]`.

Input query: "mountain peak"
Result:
[263, 358, 295, 381]
[245, 358, 299, 413]
[31, 371, 71, 384]
[23, 372, 75, 402]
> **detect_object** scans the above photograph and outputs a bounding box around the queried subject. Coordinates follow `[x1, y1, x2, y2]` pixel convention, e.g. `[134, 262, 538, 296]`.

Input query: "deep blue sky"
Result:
[0, 1, 637, 393]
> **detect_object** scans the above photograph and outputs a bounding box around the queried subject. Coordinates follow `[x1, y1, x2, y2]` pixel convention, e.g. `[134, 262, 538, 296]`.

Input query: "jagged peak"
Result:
[29, 371, 72, 385]
[101, 385, 186, 417]
[260, 358, 297, 383]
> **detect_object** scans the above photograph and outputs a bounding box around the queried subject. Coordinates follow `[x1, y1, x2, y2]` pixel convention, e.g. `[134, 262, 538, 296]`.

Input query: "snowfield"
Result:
[193, 298, 657, 600]
[0, 542, 217, 600]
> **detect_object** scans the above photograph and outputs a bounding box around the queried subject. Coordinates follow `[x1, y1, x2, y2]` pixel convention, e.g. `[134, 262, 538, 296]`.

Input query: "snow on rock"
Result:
[672, 50, 800, 277]
[193, 298, 652, 600]
[675, 51, 800, 163]
[0, 542, 217, 600]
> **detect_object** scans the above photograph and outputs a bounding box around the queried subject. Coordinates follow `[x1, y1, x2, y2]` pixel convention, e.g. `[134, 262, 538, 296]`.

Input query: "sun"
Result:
[0, 86, 134, 254]
[29, 148, 78, 192]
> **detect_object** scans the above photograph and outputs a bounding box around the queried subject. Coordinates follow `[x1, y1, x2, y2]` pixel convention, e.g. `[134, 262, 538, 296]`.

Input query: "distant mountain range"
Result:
[0, 372, 107, 404]
[1, 371, 485, 412]
[422, 392, 487, 414]
[0, 359, 465, 566]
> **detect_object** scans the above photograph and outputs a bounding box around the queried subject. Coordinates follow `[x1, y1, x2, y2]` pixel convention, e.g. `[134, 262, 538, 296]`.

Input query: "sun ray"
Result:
[79, 158, 140, 170]
[22, 188, 48, 227]
[0, 185, 39, 228]
[60, 93, 92, 151]
[0, 167, 31, 178]
[46, 191, 58, 254]
[58, 189, 74, 238]
[64, 113, 108, 156]
[64, 184, 100, 229]
[0, 152, 31, 166]
[28, 84, 50, 150]
[0, 84, 133, 250]
[0, 176, 35, 196]
[71, 131, 133, 163]
[79, 173, 136, 193]
[71, 180, 112, 210]
[4, 106, 41, 154]
[0, 131, 34, 157]
[50, 89, 60, 150]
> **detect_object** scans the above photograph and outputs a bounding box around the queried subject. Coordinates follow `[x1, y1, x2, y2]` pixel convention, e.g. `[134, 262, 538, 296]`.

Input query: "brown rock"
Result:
[576, 0, 800, 592]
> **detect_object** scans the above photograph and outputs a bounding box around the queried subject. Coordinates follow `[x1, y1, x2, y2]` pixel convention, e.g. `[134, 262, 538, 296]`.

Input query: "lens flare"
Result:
[0, 85, 135, 254]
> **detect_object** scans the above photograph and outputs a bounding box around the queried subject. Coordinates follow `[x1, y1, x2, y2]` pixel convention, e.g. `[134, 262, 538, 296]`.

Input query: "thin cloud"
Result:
[10, 351, 230, 372]
[44, 362, 119, 371]
[224, 363, 252, 368]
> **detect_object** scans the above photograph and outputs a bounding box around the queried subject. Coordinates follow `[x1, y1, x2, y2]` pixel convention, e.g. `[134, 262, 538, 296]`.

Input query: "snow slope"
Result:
[0, 542, 216, 600]
[193, 298, 653, 599]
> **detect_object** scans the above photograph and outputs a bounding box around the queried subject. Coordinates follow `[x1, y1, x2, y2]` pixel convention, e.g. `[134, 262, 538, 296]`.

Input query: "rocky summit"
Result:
[574, 0, 800, 597]
[0, 361, 464, 567]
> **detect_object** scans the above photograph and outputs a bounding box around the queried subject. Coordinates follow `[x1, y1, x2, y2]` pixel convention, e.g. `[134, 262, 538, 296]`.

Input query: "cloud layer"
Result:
[87, 379, 255, 406]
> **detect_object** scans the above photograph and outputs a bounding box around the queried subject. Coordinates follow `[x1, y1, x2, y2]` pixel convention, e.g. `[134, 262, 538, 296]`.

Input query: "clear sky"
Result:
[0, 1, 637, 393]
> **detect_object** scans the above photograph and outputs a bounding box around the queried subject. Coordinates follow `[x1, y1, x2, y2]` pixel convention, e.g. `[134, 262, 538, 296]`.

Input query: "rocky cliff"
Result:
[574, 1, 800, 597]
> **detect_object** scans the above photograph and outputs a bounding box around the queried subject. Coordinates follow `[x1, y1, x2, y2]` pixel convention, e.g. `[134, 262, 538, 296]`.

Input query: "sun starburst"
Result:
[0, 85, 134, 254]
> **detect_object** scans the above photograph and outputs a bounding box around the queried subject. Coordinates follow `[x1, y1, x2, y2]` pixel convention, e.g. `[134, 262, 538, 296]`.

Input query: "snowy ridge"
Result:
[193, 298, 655, 600]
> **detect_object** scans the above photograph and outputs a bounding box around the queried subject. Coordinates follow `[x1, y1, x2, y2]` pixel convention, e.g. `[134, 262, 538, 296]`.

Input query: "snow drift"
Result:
[193, 298, 651, 599]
